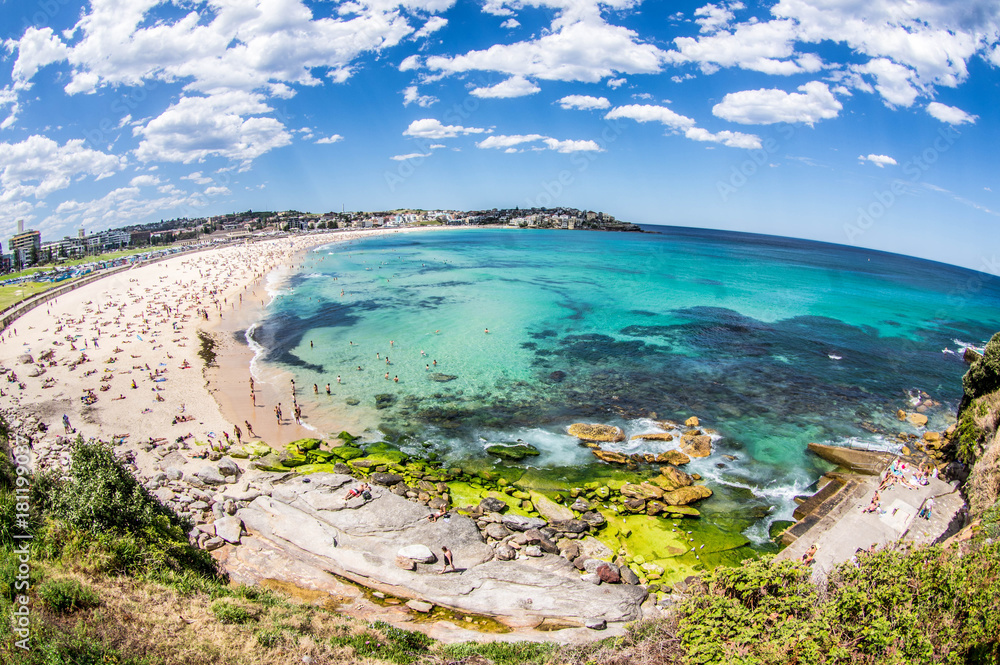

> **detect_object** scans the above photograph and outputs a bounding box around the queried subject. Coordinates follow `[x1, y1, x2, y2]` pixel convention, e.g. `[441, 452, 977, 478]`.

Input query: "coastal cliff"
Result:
[955, 332, 1000, 518]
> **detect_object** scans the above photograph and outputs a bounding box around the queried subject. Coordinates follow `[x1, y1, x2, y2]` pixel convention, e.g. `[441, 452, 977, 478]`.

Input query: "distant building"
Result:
[9, 223, 41, 267]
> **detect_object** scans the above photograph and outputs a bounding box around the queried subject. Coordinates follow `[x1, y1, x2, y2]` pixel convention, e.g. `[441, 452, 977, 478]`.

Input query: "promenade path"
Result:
[777, 473, 963, 582]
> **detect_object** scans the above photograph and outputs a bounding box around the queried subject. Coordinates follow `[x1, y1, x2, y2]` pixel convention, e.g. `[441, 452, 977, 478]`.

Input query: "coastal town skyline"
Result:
[2, 0, 999, 273]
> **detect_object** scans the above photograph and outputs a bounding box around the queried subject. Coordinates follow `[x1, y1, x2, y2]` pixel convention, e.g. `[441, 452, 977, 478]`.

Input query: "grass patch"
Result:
[442, 640, 558, 665]
[36, 577, 100, 613]
[210, 599, 258, 625]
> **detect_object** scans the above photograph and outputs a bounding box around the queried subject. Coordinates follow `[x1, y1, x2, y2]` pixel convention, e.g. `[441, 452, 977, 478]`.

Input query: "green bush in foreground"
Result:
[36, 577, 100, 613]
[675, 542, 1000, 665]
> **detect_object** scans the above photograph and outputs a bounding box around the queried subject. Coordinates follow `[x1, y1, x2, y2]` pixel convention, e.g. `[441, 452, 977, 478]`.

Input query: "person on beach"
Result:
[244, 420, 255, 437]
[337, 375, 341, 384]
[294, 404, 302, 424]
[326, 383, 331, 394]
[313, 383, 318, 394]
[439, 547, 457, 574]
[863, 491, 881, 514]
[62, 414, 72, 434]
[275, 404, 282, 424]
[802, 543, 818, 565]
[233, 424, 242, 443]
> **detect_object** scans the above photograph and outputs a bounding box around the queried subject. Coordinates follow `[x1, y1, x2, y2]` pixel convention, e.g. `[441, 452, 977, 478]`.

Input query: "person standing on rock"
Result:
[440, 546, 457, 574]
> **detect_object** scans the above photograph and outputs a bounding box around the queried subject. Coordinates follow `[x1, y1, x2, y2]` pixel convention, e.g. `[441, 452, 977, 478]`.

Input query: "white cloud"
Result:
[476, 134, 547, 150]
[391, 152, 431, 160]
[403, 86, 438, 107]
[684, 126, 761, 149]
[400, 55, 422, 71]
[607, 77, 626, 88]
[0, 135, 125, 202]
[414, 17, 448, 39]
[316, 134, 344, 144]
[129, 174, 161, 187]
[605, 104, 696, 131]
[606, 103, 760, 148]
[852, 58, 919, 108]
[542, 138, 603, 153]
[859, 153, 897, 168]
[0, 86, 19, 129]
[712, 81, 842, 125]
[204, 185, 231, 196]
[558, 95, 610, 110]
[403, 118, 487, 139]
[7, 27, 70, 86]
[470, 75, 540, 98]
[426, 17, 664, 83]
[133, 91, 292, 164]
[694, 2, 739, 34]
[182, 171, 214, 185]
[49, 185, 206, 233]
[482, 0, 515, 16]
[501, 19, 520, 29]
[476, 133, 602, 153]
[668, 19, 823, 75]
[926, 101, 978, 125]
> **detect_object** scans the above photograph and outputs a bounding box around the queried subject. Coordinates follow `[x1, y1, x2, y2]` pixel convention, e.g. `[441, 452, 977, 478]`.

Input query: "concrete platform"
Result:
[776, 473, 962, 582]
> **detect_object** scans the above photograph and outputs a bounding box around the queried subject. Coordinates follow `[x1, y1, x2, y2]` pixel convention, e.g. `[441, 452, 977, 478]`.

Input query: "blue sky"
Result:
[1, 0, 998, 272]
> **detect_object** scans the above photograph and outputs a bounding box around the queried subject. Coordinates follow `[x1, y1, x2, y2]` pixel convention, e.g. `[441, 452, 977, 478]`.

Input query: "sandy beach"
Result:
[0, 227, 431, 472]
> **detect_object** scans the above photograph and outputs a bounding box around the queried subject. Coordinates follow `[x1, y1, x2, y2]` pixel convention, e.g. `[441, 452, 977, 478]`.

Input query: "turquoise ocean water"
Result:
[248, 226, 1000, 546]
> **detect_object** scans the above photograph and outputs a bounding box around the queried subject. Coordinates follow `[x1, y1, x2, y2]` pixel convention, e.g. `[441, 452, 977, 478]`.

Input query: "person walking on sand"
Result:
[244, 420, 255, 437]
[234, 424, 242, 443]
[62, 414, 72, 434]
[275, 404, 283, 424]
[439, 547, 457, 574]
[337, 375, 341, 384]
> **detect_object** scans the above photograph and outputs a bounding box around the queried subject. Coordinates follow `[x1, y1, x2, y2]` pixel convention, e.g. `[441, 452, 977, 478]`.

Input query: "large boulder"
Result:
[530, 493, 574, 523]
[568, 423, 626, 443]
[486, 444, 540, 460]
[580, 511, 606, 528]
[631, 432, 674, 442]
[662, 485, 713, 506]
[550, 519, 590, 534]
[479, 497, 508, 513]
[591, 449, 629, 464]
[655, 450, 691, 466]
[596, 562, 621, 584]
[908, 412, 929, 427]
[501, 514, 547, 532]
[680, 434, 712, 458]
[217, 456, 241, 477]
[620, 482, 664, 501]
[214, 516, 243, 544]
[195, 466, 228, 486]
[653, 465, 693, 491]
[371, 472, 404, 486]
[397, 544, 436, 564]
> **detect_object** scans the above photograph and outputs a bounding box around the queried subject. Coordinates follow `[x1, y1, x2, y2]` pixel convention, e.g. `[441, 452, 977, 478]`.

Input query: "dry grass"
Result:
[552, 617, 683, 665]
[26, 563, 425, 665]
[969, 428, 1000, 515]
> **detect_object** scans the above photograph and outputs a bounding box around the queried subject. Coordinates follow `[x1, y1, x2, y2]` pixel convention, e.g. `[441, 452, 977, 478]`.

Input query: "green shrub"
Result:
[209, 599, 257, 625]
[36, 577, 99, 613]
[442, 640, 557, 665]
[329, 621, 433, 664]
[963, 332, 1000, 404]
